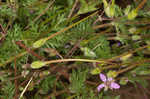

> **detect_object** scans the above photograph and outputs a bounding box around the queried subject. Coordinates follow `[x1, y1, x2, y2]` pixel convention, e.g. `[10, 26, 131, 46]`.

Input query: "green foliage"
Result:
[70, 68, 88, 94]
[40, 75, 56, 94]
[131, 63, 150, 75]
[0, 24, 28, 64]
[0, 82, 15, 99]
[128, 75, 149, 88]
[0, 4, 16, 18]
[0, 0, 150, 98]
[85, 35, 112, 59]
[78, 0, 97, 14]
[69, 68, 104, 99]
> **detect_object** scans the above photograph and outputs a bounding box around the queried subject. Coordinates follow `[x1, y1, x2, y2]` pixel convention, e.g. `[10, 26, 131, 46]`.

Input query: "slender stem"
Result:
[45, 59, 105, 65]
[67, 0, 79, 19]
[14, 58, 18, 99]
[93, 23, 112, 30]
[136, 0, 147, 11]
[102, 65, 120, 70]
[19, 75, 33, 99]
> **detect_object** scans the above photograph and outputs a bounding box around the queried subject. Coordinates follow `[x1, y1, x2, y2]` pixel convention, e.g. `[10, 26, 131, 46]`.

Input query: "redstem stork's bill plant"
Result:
[0, 0, 150, 98]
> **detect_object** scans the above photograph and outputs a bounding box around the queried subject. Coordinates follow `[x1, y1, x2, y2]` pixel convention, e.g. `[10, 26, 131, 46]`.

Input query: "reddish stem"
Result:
[14, 59, 18, 99]
[15, 41, 44, 60]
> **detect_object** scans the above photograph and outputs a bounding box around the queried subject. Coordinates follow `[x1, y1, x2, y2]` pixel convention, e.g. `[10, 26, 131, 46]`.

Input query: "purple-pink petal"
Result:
[100, 73, 107, 82]
[108, 77, 113, 81]
[97, 84, 105, 92]
[110, 82, 120, 89]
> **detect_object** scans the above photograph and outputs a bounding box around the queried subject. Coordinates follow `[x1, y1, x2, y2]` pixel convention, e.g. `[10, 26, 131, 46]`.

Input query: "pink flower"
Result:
[97, 73, 120, 92]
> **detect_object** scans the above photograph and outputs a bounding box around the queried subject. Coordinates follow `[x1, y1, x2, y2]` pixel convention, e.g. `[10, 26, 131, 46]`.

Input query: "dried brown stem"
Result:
[136, 0, 147, 11]
[14, 58, 18, 99]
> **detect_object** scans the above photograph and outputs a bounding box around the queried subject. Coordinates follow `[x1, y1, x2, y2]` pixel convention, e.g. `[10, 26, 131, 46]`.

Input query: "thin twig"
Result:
[67, 0, 79, 19]
[20, 72, 34, 86]
[93, 23, 112, 30]
[45, 58, 105, 65]
[136, 0, 147, 11]
[19, 74, 34, 99]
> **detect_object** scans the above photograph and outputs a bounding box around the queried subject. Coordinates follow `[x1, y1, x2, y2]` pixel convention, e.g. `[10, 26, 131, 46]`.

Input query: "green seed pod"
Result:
[31, 61, 46, 69]
[33, 38, 47, 48]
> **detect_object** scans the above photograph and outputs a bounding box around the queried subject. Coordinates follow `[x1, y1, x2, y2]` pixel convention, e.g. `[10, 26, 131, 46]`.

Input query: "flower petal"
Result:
[100, 73, 107, 82]
[108, 77, 113, 81]
[97, 84, 105, 92]
[110, 82, 120, 89]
